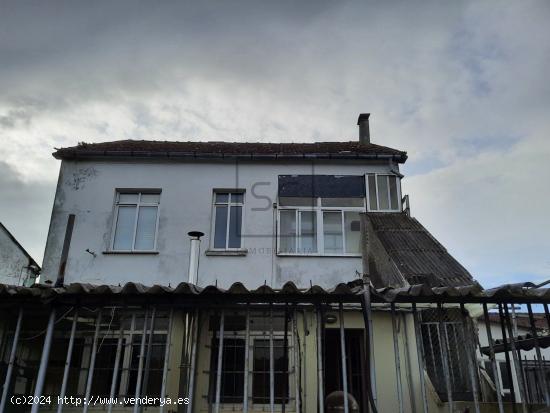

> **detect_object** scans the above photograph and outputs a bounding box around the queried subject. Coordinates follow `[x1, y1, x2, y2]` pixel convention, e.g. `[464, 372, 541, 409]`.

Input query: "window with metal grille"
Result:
[419, 309, 475, 401]
[208, 312, 290, 406]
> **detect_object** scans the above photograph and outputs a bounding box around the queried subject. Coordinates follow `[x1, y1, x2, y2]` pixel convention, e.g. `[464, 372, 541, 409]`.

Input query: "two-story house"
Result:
[2, 114, 549, 413]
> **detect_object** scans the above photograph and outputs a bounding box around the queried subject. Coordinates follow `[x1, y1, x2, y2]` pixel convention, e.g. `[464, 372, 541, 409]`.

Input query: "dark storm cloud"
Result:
[0, 0, 549, 285]
[0, 161, 55, 263]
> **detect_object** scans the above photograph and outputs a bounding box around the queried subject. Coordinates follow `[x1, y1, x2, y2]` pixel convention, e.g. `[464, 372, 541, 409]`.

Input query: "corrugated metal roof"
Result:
[52, 140, 407, 162]
[367, 213, 476, 288]
[1, 281, 549, 305]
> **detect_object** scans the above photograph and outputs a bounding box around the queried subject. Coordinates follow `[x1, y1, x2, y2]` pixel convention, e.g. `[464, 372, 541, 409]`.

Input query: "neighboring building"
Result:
[0, 114, 548, 413]
[0, 222, 40, 286]
[478, 311, 550, 404]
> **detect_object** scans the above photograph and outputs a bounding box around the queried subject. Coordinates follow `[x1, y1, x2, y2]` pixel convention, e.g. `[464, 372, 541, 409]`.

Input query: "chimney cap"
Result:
[188, 231, 205, 238]
[357, 113, 370, 125]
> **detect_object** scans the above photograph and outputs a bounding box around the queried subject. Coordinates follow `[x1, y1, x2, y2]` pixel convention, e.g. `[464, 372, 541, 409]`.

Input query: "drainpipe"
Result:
[187, 231, 204, 285]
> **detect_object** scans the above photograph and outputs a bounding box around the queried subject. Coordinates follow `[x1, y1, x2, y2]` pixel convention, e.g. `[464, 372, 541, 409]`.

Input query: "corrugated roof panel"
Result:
[367, 213, 476, 288]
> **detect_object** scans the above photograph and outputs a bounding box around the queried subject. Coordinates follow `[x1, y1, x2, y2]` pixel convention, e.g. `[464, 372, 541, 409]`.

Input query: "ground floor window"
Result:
[0, 308, 169, 403]
[419, 308, 474, 401]
[208, 311, 291, 405]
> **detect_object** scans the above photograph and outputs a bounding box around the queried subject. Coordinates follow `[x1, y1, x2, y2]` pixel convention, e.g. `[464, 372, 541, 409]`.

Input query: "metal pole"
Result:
[401, 314, 417, 413]
[317, 307, 325, 413]
[437, 303, 454, 413]
[391, 304, 404, 413]
[459, 304, 480, 413]
[83, 311, 102, 413]
[31, 308, 57, 413]
[482, 303, 504, 413]
[282, 304, 289, 413]
[214, 309, 225, 413]
[503, 305, 528, 412]
[187, 310, 200, 413]
[269, 306, 275, 413]
[363, 287, 377, 405]
[243, 308, 250, 413]
[0, 307, 23, 413]
[527, 303, 550, 406]
[412, 304, 429, 413]
[107, 313, 124, 413]
[141, 307, 157, 406]
[159, 309, 174, 413]
[133, 309, 149, 413]
[58, 309, 79, 413]
[339, 303, 349, 413]
[293, 308, 300, 413]
[497, 304, 517, 411]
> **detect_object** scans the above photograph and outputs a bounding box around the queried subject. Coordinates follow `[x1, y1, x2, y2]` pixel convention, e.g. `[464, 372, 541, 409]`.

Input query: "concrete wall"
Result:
[41, 159, 397, 288]
[0, 225, 35, 285]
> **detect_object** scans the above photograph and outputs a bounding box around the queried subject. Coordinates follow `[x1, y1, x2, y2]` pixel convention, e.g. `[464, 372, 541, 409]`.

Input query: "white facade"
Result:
[0, 223, 39, 286]
[41, 158, 400, 288]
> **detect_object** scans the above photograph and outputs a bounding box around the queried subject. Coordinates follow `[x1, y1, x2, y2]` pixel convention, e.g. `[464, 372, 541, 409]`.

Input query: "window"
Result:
[252, 339, 288, 404]
[10, 309, 169, 405]
[420, 309, 473, 402]
[111, 191, 160, 251]
[277, 197, 363, 255]
[208, 312, 290, 406]
[212, 191, 244, 250]
[367, 174, 400, 211]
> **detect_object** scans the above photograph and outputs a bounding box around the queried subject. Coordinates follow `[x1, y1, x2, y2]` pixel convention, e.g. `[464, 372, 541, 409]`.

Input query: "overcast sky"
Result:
[1, 1, 549, 288]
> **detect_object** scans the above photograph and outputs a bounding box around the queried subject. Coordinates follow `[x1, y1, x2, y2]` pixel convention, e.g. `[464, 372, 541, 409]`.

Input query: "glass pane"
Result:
[377, 175, 390, 210]
[321, 197, 364, 207]
[367, 175, 378, 210]
[118, 193, 138, 204]
[323, 211, 343, 254]
[253, 339, 287, 403]
[299, 211, 317, 253]
[278, 197, 316, 207]
[279, 210, 296, 253]
[389, 176, 398, 210]
[134, 206, 158, 250]
[214, 205, 228, 248]
[344, 211, 361, 254]
[210, 338, 245, 403]
[113, 206, 136, 250]
[140, 193, 160, 204]
[231, 193, 244, 204]
[228, 206, 242, 248]
[215, 193, 229, 203]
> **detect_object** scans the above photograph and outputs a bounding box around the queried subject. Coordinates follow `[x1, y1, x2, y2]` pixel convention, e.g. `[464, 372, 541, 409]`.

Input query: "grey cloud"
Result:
[0, 0, 549, 287]
[0, 161, 55, 265]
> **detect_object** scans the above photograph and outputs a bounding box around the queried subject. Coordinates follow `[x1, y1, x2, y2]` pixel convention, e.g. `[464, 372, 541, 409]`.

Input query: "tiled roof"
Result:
[53, 140, 407, 162]
[0, 281, 548, 305]
[366, 213, 477, 288]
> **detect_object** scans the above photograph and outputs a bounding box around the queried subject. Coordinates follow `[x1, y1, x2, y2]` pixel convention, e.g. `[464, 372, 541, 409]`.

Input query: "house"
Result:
[1, 114, 549, 413]
[477, 310, 550, 404]
[0, 222, 40, 286]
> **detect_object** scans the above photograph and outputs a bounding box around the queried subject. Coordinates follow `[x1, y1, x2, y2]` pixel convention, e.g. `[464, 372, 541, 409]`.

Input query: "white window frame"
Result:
[366, 174, 402, 212]
[109, 190, 161, 252]
[211, 190, 245, 251]
[277, 197, 364, 256]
